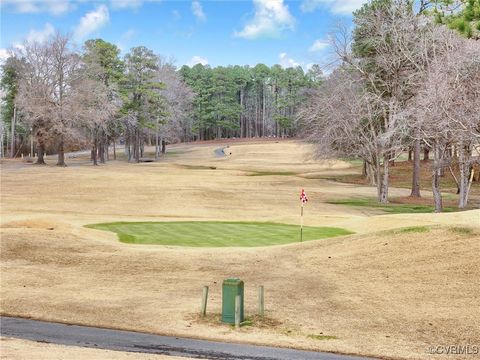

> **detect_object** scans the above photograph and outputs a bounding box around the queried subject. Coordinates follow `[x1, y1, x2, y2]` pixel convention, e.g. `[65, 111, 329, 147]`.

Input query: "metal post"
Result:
[258, 285, 264, 316]
[235, 295, 241, 329]
[200, 286, 209, 317]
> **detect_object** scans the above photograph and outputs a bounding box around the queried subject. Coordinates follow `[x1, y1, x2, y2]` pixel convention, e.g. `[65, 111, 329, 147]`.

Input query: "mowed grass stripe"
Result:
[86, 221, 354, 247]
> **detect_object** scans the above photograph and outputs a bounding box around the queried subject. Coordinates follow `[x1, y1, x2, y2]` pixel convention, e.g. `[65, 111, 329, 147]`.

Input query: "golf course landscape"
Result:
[1, 140, 479, 359]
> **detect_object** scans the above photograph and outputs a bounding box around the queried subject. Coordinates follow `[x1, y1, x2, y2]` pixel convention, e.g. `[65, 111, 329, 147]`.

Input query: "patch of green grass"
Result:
[307, 334, 338, 340]
[178, 164, 216, 170]
[240, 320, 254, 327]
[86, 221, 353, 247]
[341, 158, 364, 166]
[247, 171, 297, 176]
[328, 198, 456, 214]
[396, 226, 431, 233]
[449, 226, 474, 235]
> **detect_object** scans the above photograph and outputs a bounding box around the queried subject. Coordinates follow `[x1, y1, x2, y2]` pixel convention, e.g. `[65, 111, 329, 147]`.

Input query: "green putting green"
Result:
[86, 221, 354, 247]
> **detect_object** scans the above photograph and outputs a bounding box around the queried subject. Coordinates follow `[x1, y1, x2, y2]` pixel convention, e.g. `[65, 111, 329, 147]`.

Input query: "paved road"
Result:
[214, 147, 227, 157]
[1, 317, 373, 360]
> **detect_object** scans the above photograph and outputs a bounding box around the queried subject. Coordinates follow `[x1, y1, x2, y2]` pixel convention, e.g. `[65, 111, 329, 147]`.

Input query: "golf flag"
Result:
[300, 189, 308, 204]
[300, 189, 308, 242]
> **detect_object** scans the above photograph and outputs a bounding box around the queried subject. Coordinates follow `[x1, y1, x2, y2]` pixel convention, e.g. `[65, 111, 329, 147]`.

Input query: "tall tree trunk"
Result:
[458, 143, 470, 209]
[379, 155, 389, 204]
[423, 147, 430, 161]
[240, 88, 244, 138]
[10, 105, 16, 158]
[432, 141, 443, 213]
[365, 159, 376, 186]
[410, 136, 421, 197]
[56, 137, 66, 167]
[262, 84, 266, 137]
[275, 86, 279, 138]
[125, 132, 131, 161]
[155, 120, 160, 160]
[374, 154, 383, 202]
[135, 128, 140, 163]
[255, 93, 259, 137]
[92, 133, 98, 166]
[99, 135, 105, 164]
[35, 140, 46, 165]
[161, 139, 166, 154]
[389, 151, 395, 167]
[113, 138, 116, 160]
[0, 122, 4, 158]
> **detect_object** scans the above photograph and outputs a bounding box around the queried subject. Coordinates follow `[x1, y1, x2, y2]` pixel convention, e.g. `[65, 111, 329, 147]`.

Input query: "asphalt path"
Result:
[1, 316, 374, 360]
[214, 147, 227, 157]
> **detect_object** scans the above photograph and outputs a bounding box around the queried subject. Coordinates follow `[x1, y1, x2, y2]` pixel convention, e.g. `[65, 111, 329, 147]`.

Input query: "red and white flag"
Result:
[300, 189, 308, 204]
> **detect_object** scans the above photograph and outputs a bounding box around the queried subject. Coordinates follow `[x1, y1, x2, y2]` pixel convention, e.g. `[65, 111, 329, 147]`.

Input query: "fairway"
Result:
[87, 221, 353, 246]
[2, 140, 479, 360]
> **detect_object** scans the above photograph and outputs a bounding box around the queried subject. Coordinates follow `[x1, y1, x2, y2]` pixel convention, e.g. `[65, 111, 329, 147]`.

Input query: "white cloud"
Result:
[2, 0, 74, 15]
[15, 1, 40, 13]
[279, 52, 300, 68]
[191, 1, 206, 22]
[26, 23, 55, 43]
[234, 0, 295, 39]
[308, 39, 329, 52]
[110, 0, 144, 10]
[188, 55, 208, 66]
[74, 5, 110, 41]
[301, 0, 366, 15]
[48, 1, 72, 15]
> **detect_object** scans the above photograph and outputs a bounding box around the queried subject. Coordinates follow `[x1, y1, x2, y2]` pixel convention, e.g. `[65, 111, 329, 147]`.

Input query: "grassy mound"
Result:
[86, 221, 353, 247]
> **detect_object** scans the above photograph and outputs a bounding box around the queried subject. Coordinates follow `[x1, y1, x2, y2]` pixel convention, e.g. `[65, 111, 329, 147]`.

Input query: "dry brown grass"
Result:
[1, 140, 479, 360]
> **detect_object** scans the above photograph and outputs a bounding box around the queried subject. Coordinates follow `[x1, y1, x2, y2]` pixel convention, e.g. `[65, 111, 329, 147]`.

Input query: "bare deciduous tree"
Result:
[299, 66, 407, 202]
[154, 59, 194, 158]
[416, 34, 480, 211]
[16, 33, 83, 166]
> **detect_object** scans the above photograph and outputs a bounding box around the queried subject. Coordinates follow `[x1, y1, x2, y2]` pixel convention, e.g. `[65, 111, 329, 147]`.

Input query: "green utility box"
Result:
[221, 278, 244, 324]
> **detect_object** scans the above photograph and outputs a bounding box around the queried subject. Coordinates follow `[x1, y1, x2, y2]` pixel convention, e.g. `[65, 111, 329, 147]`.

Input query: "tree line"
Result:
[0, 36, 194, 165]
[299, 0, 480, 212]
[179, 63, 322, 140]
[0, 36, 322, 165]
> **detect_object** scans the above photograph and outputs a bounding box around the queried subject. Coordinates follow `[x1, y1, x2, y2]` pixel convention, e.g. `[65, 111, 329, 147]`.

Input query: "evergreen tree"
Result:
[122, 46, 164, 162]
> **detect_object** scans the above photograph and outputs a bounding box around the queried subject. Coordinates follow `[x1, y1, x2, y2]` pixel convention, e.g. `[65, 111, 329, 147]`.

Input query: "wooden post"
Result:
[235, 295, 241, 329]
[258, 285, 264, 316]
[200, 286, 208, 317]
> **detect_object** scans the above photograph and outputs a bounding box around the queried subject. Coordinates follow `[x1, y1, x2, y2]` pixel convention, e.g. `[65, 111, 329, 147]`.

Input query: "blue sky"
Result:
[0, 1, 365, 70]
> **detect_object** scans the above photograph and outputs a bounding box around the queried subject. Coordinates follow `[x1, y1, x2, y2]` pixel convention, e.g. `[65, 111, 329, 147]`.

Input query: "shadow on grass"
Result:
[327, 198, 456, 214]
[189, 313, 282, 330]
[246, 171, 297, 176]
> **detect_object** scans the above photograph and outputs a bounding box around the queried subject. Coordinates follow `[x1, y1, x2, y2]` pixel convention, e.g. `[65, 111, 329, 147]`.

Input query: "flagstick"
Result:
[300, 203, 304, 242]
